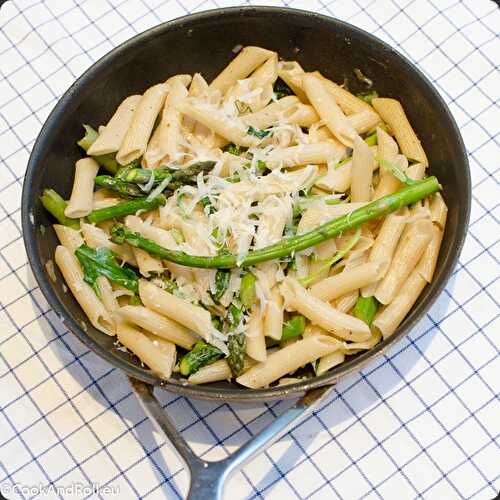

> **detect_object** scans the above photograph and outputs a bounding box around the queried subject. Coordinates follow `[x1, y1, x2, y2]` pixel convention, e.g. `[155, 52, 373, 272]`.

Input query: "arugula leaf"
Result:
[201, 195, 216, 214]
[222, 143, 248, 156]
[211, 269, 230, 303]
[247, 126, 271, 139]
[74, 244, 139, 296]
[273, 78, 294, 99]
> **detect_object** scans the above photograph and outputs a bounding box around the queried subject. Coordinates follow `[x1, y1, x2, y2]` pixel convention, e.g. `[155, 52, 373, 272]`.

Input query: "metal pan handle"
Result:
[129, 378, 333, 500]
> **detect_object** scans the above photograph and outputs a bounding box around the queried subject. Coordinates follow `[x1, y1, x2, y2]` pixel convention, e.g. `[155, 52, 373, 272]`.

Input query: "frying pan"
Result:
[21, 7, 470, 498]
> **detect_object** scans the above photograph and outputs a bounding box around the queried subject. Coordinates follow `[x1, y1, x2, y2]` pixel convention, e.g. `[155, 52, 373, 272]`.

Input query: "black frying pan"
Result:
[21, 7, 470, 497]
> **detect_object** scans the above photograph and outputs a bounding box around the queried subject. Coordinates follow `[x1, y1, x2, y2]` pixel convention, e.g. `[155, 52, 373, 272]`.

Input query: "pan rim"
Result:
[21, 5, 470, 402]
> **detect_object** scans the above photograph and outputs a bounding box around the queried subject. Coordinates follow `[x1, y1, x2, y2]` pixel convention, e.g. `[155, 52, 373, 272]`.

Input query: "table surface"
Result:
[0, 1, 499, 499]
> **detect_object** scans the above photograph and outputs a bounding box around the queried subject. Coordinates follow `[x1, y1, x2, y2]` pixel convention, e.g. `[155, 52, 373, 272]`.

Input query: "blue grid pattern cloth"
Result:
[0, 0, 499, 498]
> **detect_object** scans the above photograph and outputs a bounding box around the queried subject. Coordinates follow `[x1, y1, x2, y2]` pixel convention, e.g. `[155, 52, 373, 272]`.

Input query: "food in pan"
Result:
[40, 46, 446, 389]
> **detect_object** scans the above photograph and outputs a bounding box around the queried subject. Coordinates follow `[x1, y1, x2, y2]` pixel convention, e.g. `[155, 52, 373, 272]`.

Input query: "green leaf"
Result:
[354, 296, 378, 326]
[247, 126, 271, 139]
[74, 244, 139, 296]
[281, 315, 306, 342]
[273, 78, 294, 99]
[211, 270, 230, 303]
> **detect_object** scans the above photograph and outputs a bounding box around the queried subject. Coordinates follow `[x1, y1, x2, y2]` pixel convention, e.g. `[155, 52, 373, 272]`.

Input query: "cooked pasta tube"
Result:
[264, 286, 284, 341]
[351, 135, 374, 202]
[95, 276, 121, 332]
[307, 238, 338, 284]
[242, 96, 300, 128]
[373, 269, 427, 338]
[236, 334, 341, 388]
[53, 224, 84, 253]
[188, 357, 254, 384]
[81, 222, 137, 266]
[373, 154, 408, 200]
[407, 162, 426, 181]
[416, 223, 444, 282]
[280, 277, 371, 341]
[251, 52, 279, 87]
[65, 158, 99, 218]
[143, 75, 189, 167]
[265, 141, 345, 170]
[297, 203, 368, 233]
[316, 351, 345, 375]
[372, 97, 428, 166]
[348, 110, 381, 134]
[372, 127, 401, 200]
[303, 73, 358, 147]
[54, 245, 114, 336]
[116, 83, 168, 165]
[245, 304, 266, 362]
[119, 305, 197, 349]
[429, 192, 448, 228]
[139, 279, 213, 341]
[210, 46, 275, 93]
[375, 219, 433, 304]
[317, 73, 375, 115]
[87, 95, 141, 155]
[277, 60, 308, 102]
[116, 323, 176, 379]
[334, 291, 359, 319]
[178, 100, 259, 148]
[310, 260, 385, 301]
[132, 247, 163, 277]
[281, 103, 319, 128]
[315, 146, 377, 193]
[342, 330, 382, 353]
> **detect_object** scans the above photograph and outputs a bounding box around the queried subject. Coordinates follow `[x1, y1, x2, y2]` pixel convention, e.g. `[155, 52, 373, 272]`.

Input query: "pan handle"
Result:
[129, 378, 333, 500]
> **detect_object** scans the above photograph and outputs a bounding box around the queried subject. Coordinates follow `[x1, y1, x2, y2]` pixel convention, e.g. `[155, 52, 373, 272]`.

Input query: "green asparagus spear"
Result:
[240, 272, 257, 309]
[211, 269, 230, 302]
[227, 333, 246, 377]
[87, 195, 166, 224]
[123, 161, 216, 185]
[40, 189, 80, 229]
[94, 175, 146, 198]
[110, 177, 441, 269]
[281, 315, 307, 342]
[77, 125, 119, 175]
[354, 296, 378, 326]
[179, 341, 223, 376]
[74, 244, 139, 296]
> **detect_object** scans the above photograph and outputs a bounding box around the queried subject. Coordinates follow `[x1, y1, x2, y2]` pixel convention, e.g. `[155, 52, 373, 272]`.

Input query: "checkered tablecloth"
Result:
[0, 0, 499, 499]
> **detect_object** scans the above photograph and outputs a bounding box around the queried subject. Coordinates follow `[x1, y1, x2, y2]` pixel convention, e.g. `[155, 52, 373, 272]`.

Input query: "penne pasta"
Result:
[277, 60, 308, 102]
[53, 224, 84, 253]
[372, 97, 428, 166]
[65, 158, 99, 218]
[264, 286, 284, 341]
[348, 110, 381, 134]
[310, 260, 385, 301]
[280, 277, 371, 341]
[245, 304, 266, 362]
[237, 334, 341, 388]
[373, 269, 427, 338]
[116, 83, 168, 165]
[303, 73, 359, 147]
[375, 219, 434, 304]
[210, 46, 275, 93]
[119, 305, 197, 349]
[117, 323, 176, 379]
[54, 245, 114, 336]
[139, 279, 214, 342]
[87, 95, 141, 155]
[351, 135, 374, 202]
